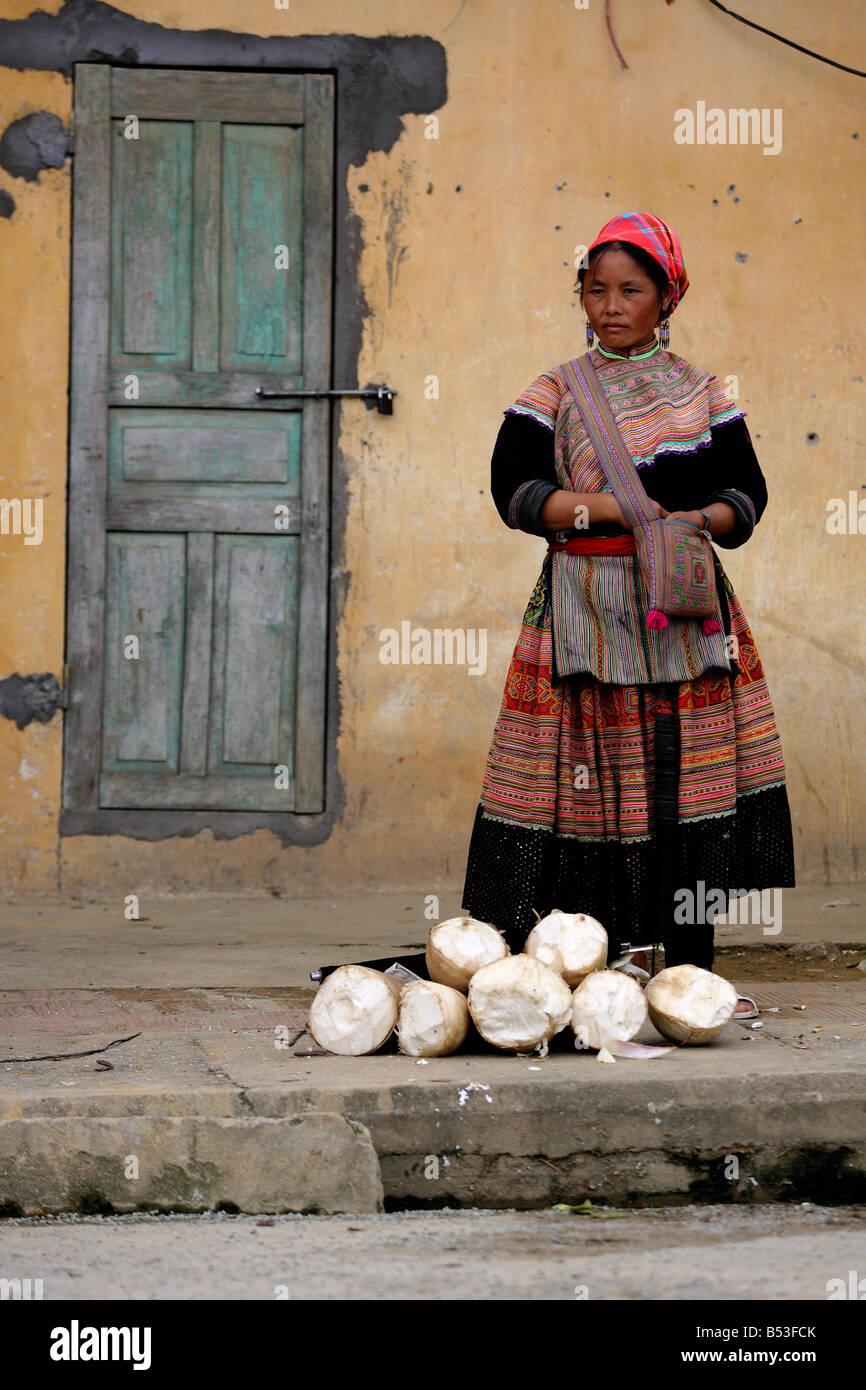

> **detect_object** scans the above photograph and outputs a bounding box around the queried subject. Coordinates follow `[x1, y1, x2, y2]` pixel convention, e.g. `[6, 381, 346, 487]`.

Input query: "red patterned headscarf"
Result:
[586, 212, 689, 310]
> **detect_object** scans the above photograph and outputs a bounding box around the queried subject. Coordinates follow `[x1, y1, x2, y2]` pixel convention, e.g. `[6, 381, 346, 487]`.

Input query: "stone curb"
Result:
[1, 1063, 865, 1212]
[0, 1112, 383, 1216]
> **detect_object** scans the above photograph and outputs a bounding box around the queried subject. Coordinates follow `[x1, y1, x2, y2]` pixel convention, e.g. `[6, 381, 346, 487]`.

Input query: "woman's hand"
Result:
[664, 508, 704, 528]
[611, 495, 668, 529]
[539, 490, 669, 530]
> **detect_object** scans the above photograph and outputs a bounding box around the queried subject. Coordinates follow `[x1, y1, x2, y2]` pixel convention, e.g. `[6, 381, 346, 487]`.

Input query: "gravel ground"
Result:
[1, 1203, 864, 1300]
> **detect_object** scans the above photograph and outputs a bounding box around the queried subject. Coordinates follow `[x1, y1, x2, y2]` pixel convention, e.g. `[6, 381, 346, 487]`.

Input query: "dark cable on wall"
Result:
[705, 0, 866, 78]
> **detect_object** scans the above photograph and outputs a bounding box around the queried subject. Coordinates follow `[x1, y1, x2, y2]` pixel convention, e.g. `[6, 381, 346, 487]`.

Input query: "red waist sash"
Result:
[547, 534, 637, 557]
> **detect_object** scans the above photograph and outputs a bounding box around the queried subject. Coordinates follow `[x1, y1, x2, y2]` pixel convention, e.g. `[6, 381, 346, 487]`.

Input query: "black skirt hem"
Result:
[460, 782, 796, 956]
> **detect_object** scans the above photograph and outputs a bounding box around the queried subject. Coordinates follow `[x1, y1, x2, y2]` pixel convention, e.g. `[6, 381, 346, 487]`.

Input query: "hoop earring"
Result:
[585, 320, 595, 349]
[658, 318, 670, 350]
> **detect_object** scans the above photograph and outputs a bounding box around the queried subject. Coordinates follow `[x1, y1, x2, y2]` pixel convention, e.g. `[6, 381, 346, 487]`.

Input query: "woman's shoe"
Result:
[734, 994, 759, 1020]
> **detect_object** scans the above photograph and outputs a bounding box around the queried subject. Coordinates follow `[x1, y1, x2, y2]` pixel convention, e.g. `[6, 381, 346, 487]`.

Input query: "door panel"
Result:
[99, 534, 299, 810]
[65, 66, 333, 816]
[102, 534, 186, 772]
[209, 536, 299, 772]
[107, 409, 302, 489]
[110, 120, 194, 367]
[220, 124, 304, 371]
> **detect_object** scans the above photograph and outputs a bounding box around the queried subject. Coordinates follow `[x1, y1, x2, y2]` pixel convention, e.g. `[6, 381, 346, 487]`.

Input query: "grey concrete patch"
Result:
[0, 673, 65, 729]
[0, 112, 69, 183]
[715, 886, 863, 948]
[0, 986, 308, 1037]
[0, 1113, 383, 1216]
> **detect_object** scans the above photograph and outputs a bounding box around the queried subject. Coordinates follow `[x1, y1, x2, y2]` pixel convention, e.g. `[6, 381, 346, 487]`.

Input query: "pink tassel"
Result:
[703, 618, 722, 635]
[646, 610, 668, 630]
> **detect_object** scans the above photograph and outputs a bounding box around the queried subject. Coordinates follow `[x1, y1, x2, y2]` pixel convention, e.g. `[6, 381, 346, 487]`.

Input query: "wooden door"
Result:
[64, 66, 333, 813]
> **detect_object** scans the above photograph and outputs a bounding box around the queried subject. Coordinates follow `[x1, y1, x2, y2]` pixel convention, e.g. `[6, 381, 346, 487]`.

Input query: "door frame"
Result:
[62, 63, 334, 825]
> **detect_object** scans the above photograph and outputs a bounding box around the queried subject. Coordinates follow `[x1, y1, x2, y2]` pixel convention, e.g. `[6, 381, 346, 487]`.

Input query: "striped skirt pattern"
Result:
[462, 557, 795, 950]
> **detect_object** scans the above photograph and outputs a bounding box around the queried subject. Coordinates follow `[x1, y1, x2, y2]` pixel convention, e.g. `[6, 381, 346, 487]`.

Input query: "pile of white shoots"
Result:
[306, 914, 740, 1058]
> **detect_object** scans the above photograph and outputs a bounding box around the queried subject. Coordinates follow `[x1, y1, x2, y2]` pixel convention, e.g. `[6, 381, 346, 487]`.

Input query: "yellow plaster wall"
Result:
[0, 0, 863, 898]
[0, 67, 71, 894]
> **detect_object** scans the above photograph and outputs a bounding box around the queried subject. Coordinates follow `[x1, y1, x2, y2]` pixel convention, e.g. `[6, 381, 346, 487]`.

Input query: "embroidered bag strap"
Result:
[560, 354, 657, 527]
[561, 352, 668, 613]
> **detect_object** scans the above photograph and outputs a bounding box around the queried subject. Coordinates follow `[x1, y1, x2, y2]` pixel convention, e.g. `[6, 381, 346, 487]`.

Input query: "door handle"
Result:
[254, 383, 397, 414]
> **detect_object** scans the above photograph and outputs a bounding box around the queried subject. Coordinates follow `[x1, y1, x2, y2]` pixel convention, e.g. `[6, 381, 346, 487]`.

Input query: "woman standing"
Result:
[461, 212, 795, 1004]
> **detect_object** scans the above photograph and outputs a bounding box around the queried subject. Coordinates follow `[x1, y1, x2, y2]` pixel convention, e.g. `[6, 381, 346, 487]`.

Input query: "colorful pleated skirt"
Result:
[461, 557, 796, 956]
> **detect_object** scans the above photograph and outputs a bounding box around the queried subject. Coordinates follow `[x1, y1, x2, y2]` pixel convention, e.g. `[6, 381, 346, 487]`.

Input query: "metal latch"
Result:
[255, 383, 397, 414]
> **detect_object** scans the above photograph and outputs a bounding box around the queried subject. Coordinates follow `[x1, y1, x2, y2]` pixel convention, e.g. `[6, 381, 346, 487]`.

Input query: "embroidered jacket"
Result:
[491, 350, 765, 548]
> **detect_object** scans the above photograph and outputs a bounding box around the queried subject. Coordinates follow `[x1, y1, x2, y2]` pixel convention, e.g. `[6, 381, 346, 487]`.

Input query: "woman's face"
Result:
[583, 248, 675, 349]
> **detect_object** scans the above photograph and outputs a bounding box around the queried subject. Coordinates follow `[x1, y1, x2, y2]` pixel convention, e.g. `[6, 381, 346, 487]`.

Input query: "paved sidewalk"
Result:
[0, 885, 863, 1215]
[0, 882, 863, 988]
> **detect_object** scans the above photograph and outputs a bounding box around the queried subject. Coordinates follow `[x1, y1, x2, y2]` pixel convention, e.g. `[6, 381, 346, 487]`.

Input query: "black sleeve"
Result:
[699, 416, 768, 549]
[490, 411, 559, 537]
